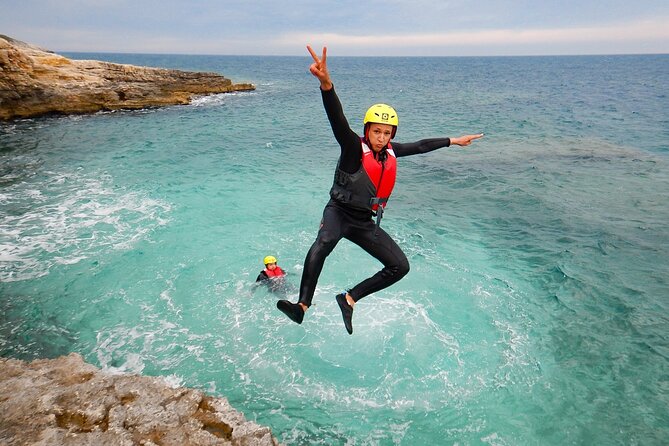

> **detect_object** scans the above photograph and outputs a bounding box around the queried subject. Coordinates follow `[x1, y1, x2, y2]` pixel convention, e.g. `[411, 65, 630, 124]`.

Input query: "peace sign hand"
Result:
[307, 45, 333, 91]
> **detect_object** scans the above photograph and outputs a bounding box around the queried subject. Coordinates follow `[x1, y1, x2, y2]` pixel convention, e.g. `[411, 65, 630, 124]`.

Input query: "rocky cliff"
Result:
[0, 353, 282, 446]
[0, 35, 255, 120]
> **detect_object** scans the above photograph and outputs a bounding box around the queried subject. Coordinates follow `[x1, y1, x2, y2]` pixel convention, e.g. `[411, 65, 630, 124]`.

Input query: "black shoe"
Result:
[276, 300, 304, 324]
[336, 293, 353, 335]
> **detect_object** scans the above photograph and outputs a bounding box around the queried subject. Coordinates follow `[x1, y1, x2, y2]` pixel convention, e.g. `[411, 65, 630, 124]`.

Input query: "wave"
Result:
[0, 169, 171, 282]
[189, 91, 256, 108]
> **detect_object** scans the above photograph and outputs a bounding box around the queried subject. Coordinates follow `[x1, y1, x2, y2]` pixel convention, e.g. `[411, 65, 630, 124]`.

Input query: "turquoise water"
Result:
[2, 54, 669, 445]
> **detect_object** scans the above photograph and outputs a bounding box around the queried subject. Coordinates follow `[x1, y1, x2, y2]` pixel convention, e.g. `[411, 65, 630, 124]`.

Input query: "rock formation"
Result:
[0, 353, 282, 446]
[0, 35, 255, 120]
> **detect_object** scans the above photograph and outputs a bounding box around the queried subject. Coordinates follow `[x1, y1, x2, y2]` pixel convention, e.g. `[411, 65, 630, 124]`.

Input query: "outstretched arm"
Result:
[307, 45, 333, 91]
[394, 134, 484, 157]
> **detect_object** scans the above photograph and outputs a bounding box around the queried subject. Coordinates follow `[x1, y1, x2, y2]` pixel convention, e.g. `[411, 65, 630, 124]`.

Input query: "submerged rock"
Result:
[0, 353, 282, 446]
[0, 35, 255, 120]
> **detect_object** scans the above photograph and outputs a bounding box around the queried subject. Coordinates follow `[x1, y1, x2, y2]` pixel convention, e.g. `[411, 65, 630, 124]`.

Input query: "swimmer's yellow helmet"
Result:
[263, 255, 277, 265]
[363, 103, 398, 138]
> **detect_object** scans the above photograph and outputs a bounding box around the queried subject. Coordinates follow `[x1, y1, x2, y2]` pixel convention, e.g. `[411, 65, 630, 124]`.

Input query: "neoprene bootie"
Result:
[335, 293, 353, 335]
[276, 300, 304, 324]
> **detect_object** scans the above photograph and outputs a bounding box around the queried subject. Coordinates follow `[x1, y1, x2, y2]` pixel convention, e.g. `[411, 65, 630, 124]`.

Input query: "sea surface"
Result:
[1, 53, 668, 445]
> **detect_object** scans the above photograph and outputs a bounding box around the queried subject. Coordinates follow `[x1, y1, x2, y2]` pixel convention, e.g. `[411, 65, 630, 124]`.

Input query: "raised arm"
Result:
[307, 45, 360, 169]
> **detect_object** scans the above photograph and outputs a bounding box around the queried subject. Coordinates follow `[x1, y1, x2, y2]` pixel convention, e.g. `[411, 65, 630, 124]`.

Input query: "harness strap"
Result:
[371, 197, 387, 236]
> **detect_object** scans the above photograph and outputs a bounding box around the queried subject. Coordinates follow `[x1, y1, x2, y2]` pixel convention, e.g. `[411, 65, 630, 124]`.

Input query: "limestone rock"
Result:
[0, 353, 282, 446]
[0, 35, 256, 120]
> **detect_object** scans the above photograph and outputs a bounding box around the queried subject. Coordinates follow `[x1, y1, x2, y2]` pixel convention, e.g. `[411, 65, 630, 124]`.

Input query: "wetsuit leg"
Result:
[297, 204, 345, 307]
[344, 221, 410, 302]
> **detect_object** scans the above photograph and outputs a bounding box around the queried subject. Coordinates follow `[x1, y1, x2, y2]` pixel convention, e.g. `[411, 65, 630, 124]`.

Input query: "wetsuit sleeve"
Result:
[256, 271, 268, 282]
[321, 87, 363, 174]
[392, 138, 451, 157]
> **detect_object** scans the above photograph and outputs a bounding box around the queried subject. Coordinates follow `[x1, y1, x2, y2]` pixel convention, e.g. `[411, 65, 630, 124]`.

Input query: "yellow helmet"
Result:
[263, 255, 277, 265]
[363, 103, 398, 138]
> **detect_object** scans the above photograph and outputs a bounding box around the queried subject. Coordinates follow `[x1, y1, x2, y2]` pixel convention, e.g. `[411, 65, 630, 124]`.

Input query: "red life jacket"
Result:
[264, 266, 285, 278]
[329, 139, 397, 211]
[361, 141, 397, 210]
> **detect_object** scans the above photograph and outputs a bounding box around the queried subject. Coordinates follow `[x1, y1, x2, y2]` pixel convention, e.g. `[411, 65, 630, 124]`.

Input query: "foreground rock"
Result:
[0, 35, 255, 120]
[0, 353, 282, 446]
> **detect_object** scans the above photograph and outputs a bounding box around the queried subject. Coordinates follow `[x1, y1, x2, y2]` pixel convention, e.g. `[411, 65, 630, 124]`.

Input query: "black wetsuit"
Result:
[297, 87, 452, 308]
[257, 269, 292, 294]
[256, 271, 271, 282]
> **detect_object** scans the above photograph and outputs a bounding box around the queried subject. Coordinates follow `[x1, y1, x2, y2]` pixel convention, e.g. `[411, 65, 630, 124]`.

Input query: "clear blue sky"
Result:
[1, 0, 668, 56]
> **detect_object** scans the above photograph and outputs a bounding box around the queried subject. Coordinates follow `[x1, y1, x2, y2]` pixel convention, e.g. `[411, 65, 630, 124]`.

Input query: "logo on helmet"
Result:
[364, 104, 399, 138]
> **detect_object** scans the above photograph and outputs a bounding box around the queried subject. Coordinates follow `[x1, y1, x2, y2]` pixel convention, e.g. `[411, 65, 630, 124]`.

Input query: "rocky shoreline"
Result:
[0, 35, 255, 120]
[0, 353, 282, 445]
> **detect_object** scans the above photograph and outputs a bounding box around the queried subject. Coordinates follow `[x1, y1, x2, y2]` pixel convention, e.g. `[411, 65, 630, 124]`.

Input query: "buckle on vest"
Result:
[370, 198, 387, 236]
[369, 197, 388, 207]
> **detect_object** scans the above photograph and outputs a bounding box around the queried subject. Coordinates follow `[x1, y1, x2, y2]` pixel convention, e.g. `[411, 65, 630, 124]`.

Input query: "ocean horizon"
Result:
[53, 48, 669, 57]
[2, 52, 668, 445]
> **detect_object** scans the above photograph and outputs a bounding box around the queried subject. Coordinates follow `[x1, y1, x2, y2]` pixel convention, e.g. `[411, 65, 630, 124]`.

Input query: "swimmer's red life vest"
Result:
[264, 266, 285, 278]
[329, 139, 397, 213]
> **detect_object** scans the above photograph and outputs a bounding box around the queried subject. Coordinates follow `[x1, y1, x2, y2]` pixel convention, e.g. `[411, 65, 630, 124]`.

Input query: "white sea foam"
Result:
[159, 279, 182, 318]
[0, 170, 171, 282]
[213, 282, 469, 414]
[189, 91, 255, 108]
[95, 315, 212, 377]
[162, 374, 185, 388]
[190, 93, 228, 107]
[470, 278, 541, 390]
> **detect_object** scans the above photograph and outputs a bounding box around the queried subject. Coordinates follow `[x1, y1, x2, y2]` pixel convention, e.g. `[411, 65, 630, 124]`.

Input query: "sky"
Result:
[1, 0, 668, 56]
